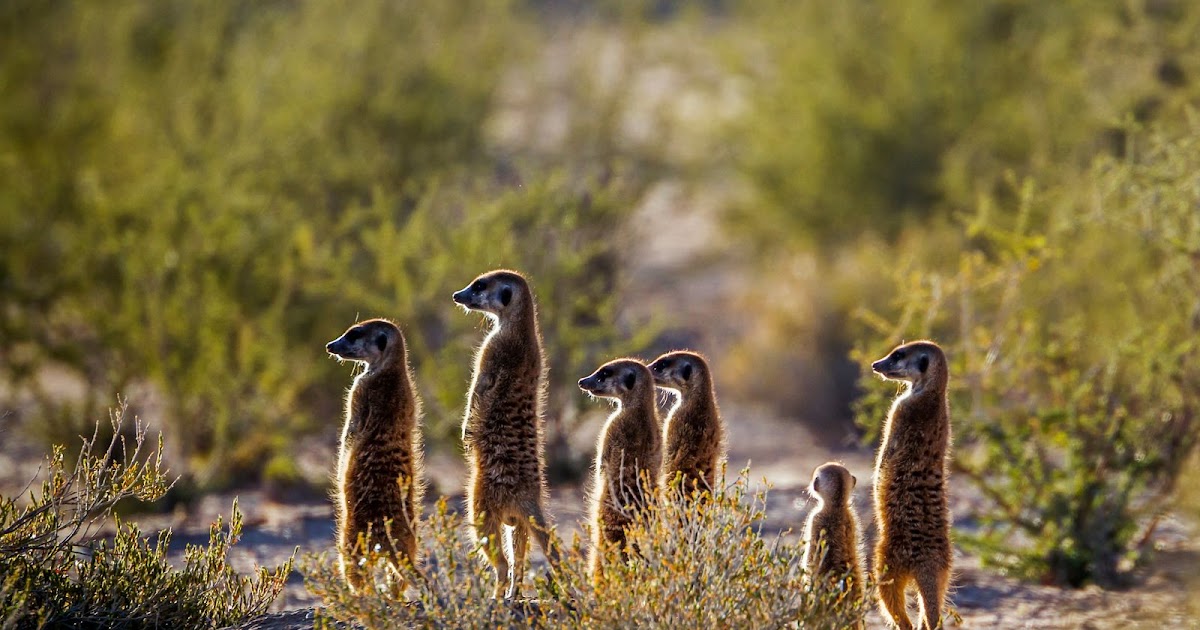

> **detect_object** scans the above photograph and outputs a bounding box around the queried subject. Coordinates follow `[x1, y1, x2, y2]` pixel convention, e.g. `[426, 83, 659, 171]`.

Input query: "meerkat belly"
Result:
[472, 410, 541, 486]
[881, 465, 949, 556]
[345, 443, 414, 507]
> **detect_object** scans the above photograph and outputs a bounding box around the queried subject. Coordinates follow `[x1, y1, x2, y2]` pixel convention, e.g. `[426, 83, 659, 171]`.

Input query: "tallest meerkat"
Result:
[871, 340, 953, 630]
[453, 270, 559, 599]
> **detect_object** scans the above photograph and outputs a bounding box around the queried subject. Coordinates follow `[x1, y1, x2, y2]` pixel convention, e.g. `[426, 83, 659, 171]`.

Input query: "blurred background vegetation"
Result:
[2, 0, 1199, 590]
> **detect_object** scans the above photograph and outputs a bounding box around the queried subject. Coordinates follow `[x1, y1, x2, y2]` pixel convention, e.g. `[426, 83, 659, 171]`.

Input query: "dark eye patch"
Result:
[499, 286, 513, 307]
[622, 371, 637, 390]
[918, 355, 929, 373]
[598, 369, 611, 379]
[893, 350, 906, 361]
[345, 329, 362, 342]
[472, 281, 486, 292]
[375, 333, 388, 352]
[680, 363, 693, 382]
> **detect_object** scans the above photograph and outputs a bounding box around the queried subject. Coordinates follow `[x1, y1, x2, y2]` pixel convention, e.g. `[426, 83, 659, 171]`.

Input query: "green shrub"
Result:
[852, 122, 1200, 587]
[0, 402, 292, 628]
[304, 473, 866, 629]
[726, 0, 1200, 246]
[0, 0, 654, 486]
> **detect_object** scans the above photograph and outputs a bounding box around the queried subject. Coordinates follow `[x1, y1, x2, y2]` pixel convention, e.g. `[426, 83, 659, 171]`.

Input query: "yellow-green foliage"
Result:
[305, 475, 867, 629]
[853, 121, 1200, 587]
[0, 403, 292, 628]
[728, 0, 1200, 243]
[0, 0, 654, 486]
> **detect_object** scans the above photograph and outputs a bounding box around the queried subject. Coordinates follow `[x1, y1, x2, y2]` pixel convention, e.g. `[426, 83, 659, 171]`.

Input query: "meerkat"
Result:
[870, 340, 953, 630]
[578, 358, 663, 577]
[802, 462, 865, 606]
[647, 350, 725, 497]
[326, 318, 424, 596]
[452, 270, 560, 599]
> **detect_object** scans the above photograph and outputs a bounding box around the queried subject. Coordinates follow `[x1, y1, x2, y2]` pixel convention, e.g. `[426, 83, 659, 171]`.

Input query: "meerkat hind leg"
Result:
[478, 511, 511, 599]
[341, 552, 368, 594]
[509, 520, 530, 599]
[878, 572, 914, 630]
[522, 499, 561, 567]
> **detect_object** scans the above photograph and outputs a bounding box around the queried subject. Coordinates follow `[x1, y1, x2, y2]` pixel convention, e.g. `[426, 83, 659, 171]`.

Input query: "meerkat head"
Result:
[647, 350, 709, 394]
[578, 358, 652, 403]
[870, 340, 947, 388]
[326, 318, 404, 368]
[809, 462, 855, 506]
[451, 269, 531, 321]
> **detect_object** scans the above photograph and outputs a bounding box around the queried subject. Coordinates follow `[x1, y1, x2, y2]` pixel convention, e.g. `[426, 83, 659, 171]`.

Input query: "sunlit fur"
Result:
[327, 318, 424, 596]
[871, 340, 952, 630]
[579, 358, 662, 579]
[802, 462, 865, 621]
[453, 269, 560, 599]
[647, 350, 726, 497]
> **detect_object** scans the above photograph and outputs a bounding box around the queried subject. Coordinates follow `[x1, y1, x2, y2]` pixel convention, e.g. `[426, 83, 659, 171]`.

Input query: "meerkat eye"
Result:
[893, 350, 906, 361]
[598, 368, 611, 380]
[918, 354, 929, 373]
[375, 333, 388, 352]
[345, 329, 362, 342]
[499, 286, 513, 307]
[472, 281, 485, 292]
[622, 371, 637, 390]
[680, 363, 693, 382]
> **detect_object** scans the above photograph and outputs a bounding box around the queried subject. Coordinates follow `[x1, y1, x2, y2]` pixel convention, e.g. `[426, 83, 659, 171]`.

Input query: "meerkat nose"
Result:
[871, 359, 885, 372]
[326, 341, 336, 353]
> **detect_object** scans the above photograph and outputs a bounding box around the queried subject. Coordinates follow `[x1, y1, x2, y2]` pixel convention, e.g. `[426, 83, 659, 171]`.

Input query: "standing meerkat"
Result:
[802, 462, 865, 607]
[647, 351, 725, 496]
[578, 358, 662, 577]
[452, 270, 559, 599]
[871, 340, 953, 630]
[326, 318, 424, 595]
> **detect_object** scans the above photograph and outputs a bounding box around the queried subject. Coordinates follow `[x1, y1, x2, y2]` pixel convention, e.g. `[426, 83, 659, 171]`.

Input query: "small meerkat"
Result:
[802, 462, 865, 606]
[871, 340, 953, 630]
[326, 318, 424, 595]
[578, 358, 663, 577]
[452, 270, 559, 599]
[647, 351, 725, 497]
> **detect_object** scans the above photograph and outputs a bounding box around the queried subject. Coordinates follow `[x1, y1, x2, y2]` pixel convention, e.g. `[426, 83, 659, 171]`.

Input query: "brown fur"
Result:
[802, 462, 865, 607]
[648, 351, 725, 496]
[579, 358, 663, 578]
[871, 340, 953, 630]
[453, 270, 559, 599]
[327, 318, 424, 596]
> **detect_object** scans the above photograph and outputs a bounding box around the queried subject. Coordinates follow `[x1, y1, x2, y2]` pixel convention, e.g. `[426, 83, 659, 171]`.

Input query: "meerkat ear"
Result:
[622, 371, 636, 391]
[375, 333, 388, 352]
[499, 286, 513, 307]
[851, 474, 858, 489]
[812, 477, 821, 493]
[681, 363, 693, 382]
[918, 354, 929, 373]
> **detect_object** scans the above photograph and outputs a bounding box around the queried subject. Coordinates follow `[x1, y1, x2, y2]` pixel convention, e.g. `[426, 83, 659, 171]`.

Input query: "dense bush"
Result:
[852, 122, 1200, 587]
[727, 0, 1199, 245]
[304, 473, 866, 629]
[0, 0, 654, 487]
[0, 402, 291, 627]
